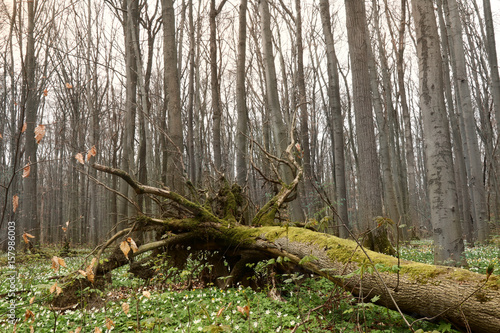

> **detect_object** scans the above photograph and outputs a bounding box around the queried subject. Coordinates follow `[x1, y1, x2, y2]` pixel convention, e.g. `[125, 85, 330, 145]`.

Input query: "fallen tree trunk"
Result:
[72, 163, 500, 332]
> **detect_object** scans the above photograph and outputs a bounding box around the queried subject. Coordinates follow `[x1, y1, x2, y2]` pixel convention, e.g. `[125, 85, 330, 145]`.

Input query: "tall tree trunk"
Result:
[210, 0, 225, 172]
[319, 0, 349, 238]
[436, 0, 474, 245]
[259, 0, 304, 223]
[483, 0, 500, 128]
[21, 0, 39, 240]
[119, 0, 138, 224]
[187, 0, 197, 184]
[396, 0, 421, 236]
[236, 0, 248, 187]
[445, 0, 489, 242]
[344, 0, 393, 254]
[162, 0, 184, 194]
[294, 0, 314, 216]
[410, 0, 464, 265]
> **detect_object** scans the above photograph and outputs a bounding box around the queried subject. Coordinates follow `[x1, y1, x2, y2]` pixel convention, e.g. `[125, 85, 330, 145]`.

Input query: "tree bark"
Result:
[162, 0, 185, 194]
[236, 0, 248, 188]
[319, 0, 349, 238]
[344, 0, 394, 254]
[410, 0, 464, 265]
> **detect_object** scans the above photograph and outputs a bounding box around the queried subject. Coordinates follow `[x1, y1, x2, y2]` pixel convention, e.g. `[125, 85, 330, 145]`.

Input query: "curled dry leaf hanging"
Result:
[43, 88, 48, 96]
[34, 124, 46, 144]
[12, 195, 19, 213]
[0, 132, 3, 139]
[65, 82, 73, 89]
[120, 240, 131, 259]
[22, 162, 31, 178]
[87, 145, 97, 161]
[75, 153, 84, 165]
[21, 122, 27, 133]
[236, 305, 250, 318]
[94, 327, 102, 333]
[22, 232, 35, 244]
[127, 237, 139, 253]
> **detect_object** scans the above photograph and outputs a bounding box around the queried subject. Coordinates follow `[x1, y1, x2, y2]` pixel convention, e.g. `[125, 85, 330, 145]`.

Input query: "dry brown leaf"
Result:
[142, 290, 151, 298]
[13, 195, 19, 213]
[56, 286, 63, 296]
[51, 256, 60, 272]
[43, 88, 48, 96]
[75, 328, 82, 333]
[30, 326, 34, 333]
[65, 82, 73, 89]
[29, 296, 35, 304]
[62, 227, 67, 232]
[0, 132, 3, 139]
[120, 240, 131, 259]
[22, 232, 35, 244]
[24, 309, 35, 321]
[94, 328, 102, 333]
[21, 122, 27, 133]
[105, 318, 114, 329]
[236, 305, 250, 317]
[75, 153, 84, 165]
[58, 257, 67, 268]
[87, 145, 97, 161]
[127, 237, 139, 253]
[34, 124, 46, 144]
[78, 269, 87, 277]
[22, 162, 30, 178]
[216, 307, 225, 317]
[122, 302, 130, 314]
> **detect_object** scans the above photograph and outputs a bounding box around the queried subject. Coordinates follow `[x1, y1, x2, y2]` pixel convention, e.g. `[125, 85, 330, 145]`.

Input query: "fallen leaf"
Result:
[29, 296, 35, 304]
[122, 302, 130, 314]
[105, 318, 114, 329]
[78, 269, 87, 277]
[50, 282, 58, 294]
[75, 328, 82, 333]
[120, 240, 131, 259]
[94, 328, 101, 333]
[13, 195, 19, 213]
[75, 153, 84, 165]
[217, 307, 225, 317]
[236, 305, 250, 318]
[24, 309, 35, 321]
[34, 124, 46, 144]
[142, 290, 151, 298]
[56, 286, 63, 296]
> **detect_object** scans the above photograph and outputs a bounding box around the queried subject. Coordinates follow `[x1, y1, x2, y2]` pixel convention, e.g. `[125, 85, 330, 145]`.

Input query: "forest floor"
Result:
[1, 238, 499, 332]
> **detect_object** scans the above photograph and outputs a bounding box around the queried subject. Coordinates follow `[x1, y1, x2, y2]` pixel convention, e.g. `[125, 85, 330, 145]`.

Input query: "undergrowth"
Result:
[1, 238, 498, 332]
